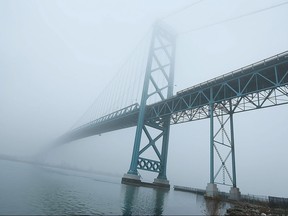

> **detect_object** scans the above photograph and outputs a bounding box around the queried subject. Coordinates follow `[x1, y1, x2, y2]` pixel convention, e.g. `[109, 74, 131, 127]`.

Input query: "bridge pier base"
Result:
[229, 187, 241, 200]
[121, 173, 141, 185]
[205, 183, 219, 197]
[153, 178, 170, 188]
[121, 173, 170, 189]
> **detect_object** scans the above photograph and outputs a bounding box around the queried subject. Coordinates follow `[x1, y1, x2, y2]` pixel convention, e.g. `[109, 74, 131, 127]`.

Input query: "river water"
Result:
[0, 160, 230, 215]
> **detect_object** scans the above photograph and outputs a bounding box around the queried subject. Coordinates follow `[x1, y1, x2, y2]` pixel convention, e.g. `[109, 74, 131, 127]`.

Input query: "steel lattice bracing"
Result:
[209, 100, 237, 188]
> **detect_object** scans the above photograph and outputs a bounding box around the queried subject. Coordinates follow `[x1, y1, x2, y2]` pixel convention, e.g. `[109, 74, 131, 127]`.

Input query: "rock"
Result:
[225, 202, 271, 216]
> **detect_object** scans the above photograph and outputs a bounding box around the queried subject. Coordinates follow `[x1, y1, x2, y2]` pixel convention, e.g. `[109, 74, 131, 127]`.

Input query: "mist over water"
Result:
[0, 1, 288, 214]
[0, 160, 230, 215]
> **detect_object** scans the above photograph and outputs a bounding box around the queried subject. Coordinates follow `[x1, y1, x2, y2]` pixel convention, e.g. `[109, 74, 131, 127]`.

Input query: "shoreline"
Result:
[174, 185, 288, 215]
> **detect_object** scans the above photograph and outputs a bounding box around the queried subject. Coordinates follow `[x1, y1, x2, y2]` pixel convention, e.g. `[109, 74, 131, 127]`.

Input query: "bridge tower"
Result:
[122, 22, 176, 187]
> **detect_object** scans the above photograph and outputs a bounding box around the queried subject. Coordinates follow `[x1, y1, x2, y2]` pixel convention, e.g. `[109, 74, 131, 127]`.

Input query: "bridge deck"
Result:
[60, 51, 288, 143]
[58, 104, 139, 143]
[147, 51, 288, 123]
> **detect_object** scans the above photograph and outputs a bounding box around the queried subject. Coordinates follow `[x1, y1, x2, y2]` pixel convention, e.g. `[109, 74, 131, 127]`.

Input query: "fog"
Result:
[1, 0, 287, 197]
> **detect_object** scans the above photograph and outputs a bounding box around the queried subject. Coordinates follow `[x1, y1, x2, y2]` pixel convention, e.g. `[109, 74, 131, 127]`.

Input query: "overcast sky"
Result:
[1, 0, 288, 197]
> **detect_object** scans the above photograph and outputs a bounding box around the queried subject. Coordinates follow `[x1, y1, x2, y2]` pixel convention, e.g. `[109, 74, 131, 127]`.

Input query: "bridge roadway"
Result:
[59, 50, 288, 143]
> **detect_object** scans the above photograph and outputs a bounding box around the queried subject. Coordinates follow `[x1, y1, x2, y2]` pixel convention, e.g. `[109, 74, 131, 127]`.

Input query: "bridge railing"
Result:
[177, 50, 288, 95]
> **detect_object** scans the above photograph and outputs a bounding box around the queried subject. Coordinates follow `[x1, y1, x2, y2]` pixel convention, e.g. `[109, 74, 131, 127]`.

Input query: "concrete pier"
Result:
[205, 183, 219, 197]
[153, 178, 170, 188]
[121, 173, 141, 185]
[121, 174, 170, 189]
[229, 187, 241, 200]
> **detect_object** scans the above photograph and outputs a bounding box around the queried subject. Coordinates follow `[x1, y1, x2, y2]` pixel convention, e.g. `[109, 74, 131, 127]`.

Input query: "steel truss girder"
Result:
[72, 103, 139, 132]
[167, 85, 288, 124]
[127, 22, 176, 179]
[146, 51, 288, 124]
[58, 103, 140, 143]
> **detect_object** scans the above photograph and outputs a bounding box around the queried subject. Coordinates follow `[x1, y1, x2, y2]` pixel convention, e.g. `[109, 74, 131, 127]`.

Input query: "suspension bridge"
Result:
[56, 22, 288, 200]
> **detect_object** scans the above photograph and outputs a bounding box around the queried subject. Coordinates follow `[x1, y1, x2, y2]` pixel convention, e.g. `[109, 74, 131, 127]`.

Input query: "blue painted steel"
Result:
[127, 26, 156, 175]
[146, 51, 288, 123]
[209, 101, 238, 187]
[127, 22, 177, 178]
[60, 51, 288, 146]
[229, 108, 237, 188]
[137, 157, 161, 172]
[209, 103, 214, 184]
[157, 119, 170, 180]
[209, 88, 214, 184]
[56, 48, 288, 191]
[57, 103, 139, 144]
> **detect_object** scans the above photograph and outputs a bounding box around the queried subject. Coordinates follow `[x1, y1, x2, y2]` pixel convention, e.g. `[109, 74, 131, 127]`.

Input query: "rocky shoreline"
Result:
[225, 201, 288, 216]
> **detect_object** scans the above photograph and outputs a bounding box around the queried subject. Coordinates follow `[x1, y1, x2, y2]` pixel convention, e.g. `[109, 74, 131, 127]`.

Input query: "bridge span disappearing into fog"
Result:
[58, 23, 288, 200]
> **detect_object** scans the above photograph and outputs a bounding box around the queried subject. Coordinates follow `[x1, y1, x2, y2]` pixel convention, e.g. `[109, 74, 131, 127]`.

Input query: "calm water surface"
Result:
[0, 160, 230, 215]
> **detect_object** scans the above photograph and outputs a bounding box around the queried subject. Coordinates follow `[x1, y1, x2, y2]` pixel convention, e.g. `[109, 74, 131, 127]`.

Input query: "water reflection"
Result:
[153, 188, 166, 215]
[121, 184, 167, 216]
[122, 185, 139, 215]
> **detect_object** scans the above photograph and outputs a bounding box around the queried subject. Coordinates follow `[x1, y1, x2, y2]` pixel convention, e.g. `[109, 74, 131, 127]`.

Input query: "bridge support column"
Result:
[122, 21, 176, 187]
[206, 99, 240, 199]
[206, 101, 219, 197]
[228, 109, 241, 200]
[153, 118, 171, 188]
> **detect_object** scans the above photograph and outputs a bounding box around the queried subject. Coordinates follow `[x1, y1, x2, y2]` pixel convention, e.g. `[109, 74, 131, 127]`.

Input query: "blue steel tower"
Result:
[122, 22, 176, 187]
